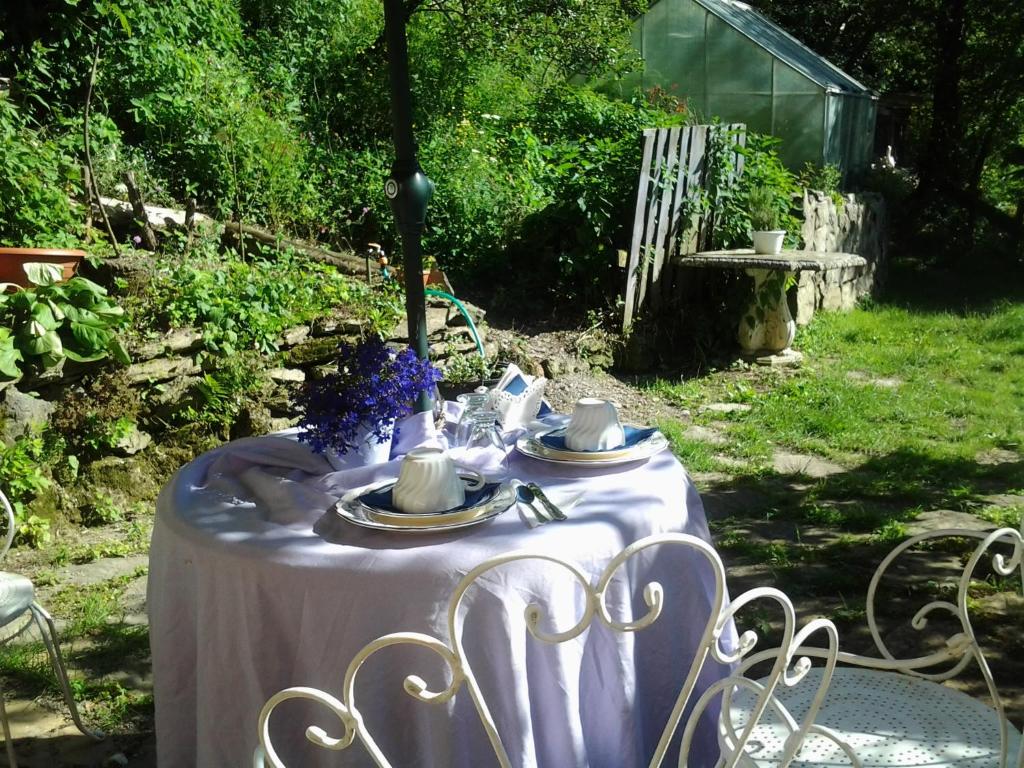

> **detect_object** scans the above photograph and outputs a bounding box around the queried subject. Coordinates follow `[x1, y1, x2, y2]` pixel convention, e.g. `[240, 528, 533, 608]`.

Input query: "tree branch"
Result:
[84, 43, 120, 256]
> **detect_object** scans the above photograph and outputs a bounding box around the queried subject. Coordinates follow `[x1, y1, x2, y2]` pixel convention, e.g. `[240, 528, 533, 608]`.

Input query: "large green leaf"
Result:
[30, 303, 59, 331]
[108, 337, 131, 366]
[63, 348, 108, 363]
[66, 276, 108, 297]
[0, 330, 23, 379]
[69, 321, 113, 353]
[45, 299, 66, 322]
[23, 262, 63, 287]
[90, 303, 125, 319]
[61, 305, 105, 327]
[22, 329, 63, 358]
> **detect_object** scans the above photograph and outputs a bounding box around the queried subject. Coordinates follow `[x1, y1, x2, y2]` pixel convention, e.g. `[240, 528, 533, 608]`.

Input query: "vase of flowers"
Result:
[297, 337, 441, 470]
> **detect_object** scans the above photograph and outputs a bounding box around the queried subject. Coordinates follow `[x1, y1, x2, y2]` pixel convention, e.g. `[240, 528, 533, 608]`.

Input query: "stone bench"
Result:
[673, 249, 867, 364]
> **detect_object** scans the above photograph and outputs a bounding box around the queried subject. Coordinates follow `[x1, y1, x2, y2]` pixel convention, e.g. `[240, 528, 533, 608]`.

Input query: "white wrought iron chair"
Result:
[253, 532, 847, 768]
[728, 523, 1024, 768]
[0, 489, 102, 767]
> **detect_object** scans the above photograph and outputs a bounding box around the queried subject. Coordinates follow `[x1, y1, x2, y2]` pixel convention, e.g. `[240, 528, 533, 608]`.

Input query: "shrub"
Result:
[0, 263, 130, 379]
[0, 99, 84, 248]
[143, 237, 404, 356]
[50, 370, 143, 459]
[711, 131, 801, 250]
[747, 186, 781, 231]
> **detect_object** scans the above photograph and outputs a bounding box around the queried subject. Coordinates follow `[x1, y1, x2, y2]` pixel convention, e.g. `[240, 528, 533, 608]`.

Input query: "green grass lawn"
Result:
[650, 289, 1024, 718]
[653, 298, 1024, 521]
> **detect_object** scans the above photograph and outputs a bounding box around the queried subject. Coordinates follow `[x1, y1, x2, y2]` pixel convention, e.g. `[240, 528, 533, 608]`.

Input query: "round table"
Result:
[147, 415, 732, 767]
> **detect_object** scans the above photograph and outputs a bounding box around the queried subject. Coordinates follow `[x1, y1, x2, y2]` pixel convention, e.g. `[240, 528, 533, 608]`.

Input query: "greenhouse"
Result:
[611, 0, 878, 180]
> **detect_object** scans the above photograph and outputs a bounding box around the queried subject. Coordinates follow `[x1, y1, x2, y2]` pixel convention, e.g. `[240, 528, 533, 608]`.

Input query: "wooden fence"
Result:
[622, 124, 745, 331]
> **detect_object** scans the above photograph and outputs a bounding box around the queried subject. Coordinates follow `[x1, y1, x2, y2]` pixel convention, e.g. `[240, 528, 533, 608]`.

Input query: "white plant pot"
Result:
[752, 230, 786, 255]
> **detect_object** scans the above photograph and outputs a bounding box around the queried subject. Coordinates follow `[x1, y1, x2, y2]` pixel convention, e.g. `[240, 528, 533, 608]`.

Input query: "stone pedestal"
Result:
[674, 249, 867, 363]
[736, 268, 796, 356]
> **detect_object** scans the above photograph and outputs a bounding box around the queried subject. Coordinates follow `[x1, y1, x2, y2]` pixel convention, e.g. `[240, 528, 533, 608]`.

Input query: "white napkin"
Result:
[490, 363, 548, 429]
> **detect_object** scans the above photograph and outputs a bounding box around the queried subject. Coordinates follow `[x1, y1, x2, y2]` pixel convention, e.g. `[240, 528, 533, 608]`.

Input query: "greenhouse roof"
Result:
[691, 0, 876, 95]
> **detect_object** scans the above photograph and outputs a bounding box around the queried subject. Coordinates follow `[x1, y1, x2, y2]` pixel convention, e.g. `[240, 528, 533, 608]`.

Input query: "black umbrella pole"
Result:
[383, 0, 435, 413]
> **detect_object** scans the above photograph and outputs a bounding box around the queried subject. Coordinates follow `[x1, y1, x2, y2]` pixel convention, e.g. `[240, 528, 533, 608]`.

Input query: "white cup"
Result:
[565, 398, 626, 451]
[392, 448, 486, 514]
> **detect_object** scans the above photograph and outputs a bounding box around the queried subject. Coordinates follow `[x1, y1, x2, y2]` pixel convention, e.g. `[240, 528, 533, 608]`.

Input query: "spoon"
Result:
[514, 482, 550, 524]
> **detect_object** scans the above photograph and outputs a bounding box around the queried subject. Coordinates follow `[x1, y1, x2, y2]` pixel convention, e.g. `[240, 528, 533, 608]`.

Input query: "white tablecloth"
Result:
[148, 412, 733, 767]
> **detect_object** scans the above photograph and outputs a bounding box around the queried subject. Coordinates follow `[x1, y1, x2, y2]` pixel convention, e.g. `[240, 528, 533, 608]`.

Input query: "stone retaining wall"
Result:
[1, 298, 487, 447]
[794, 190, 887, 325]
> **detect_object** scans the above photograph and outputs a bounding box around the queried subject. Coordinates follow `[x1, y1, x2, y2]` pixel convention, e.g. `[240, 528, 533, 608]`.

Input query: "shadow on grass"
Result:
[691, 445, 1024, 725]
[876, 259, 1024, 315]
[0, 730, 155, 768]
[701, 447, 1022, 532]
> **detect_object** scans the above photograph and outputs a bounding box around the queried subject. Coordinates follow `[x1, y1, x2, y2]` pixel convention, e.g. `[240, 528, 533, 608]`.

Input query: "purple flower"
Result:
[132, 235, 142, 245]
[297, 337, 442, 456]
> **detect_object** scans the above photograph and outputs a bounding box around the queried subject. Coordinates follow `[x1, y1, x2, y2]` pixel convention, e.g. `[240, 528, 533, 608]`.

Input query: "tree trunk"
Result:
[124, 171, 160, 251]
[917, 0, 969, 201]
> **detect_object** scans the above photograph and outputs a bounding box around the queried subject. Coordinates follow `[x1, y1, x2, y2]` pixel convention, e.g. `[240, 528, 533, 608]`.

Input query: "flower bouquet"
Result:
[297, 337, 441, 467]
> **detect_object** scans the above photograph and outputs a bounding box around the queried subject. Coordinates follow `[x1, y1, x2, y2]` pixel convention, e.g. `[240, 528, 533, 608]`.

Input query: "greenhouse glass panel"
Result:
[706, 15, 772, 95]
[618, 0, 877, 181]
[640, 0, 671, 82]
[774, 93, 825, 170]
[773, 61, 818, 96]
[643, 0, 707, 101]
[706, 94, 772, 134]
[830, 96, 875, 179]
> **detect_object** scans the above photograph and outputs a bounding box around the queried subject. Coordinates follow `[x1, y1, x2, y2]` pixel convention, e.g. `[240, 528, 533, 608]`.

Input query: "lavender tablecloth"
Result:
[147, 411, 733, 767]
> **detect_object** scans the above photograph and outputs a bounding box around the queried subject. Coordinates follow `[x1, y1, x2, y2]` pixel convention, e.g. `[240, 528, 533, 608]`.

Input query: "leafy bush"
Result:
[50, 370, 143, 459]
[0, 99, 84, 248]
[81, 493, 123, 527]
[422, 86, 688, 308]
[0, 263, 129, 379]
[797, 162, 843, 208]
[0, 433, 53, 548]
[179, 354, 265, 431]
[710, 132, 801, 249]
[144, 238, 403, 356]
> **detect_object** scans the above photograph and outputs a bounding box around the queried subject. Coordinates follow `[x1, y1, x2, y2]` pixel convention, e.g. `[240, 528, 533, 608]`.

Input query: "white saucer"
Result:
[315, 480, 515, 536]
[515, 428, 668, 466]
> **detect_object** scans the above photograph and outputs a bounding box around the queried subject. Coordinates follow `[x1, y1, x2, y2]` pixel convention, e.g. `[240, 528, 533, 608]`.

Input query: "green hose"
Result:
[424, 288, 486, 359]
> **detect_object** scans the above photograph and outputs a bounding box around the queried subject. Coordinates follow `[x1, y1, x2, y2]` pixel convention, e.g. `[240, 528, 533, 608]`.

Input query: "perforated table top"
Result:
[726, 667, 1022, 768]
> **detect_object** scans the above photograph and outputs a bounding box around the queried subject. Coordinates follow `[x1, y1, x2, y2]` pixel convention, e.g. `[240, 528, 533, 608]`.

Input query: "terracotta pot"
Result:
[422, 268, 445, 287]
[0, 248, 86, 287]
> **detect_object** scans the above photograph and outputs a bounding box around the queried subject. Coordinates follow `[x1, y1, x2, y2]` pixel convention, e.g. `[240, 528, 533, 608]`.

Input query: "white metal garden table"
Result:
[147, 412, 734, 767]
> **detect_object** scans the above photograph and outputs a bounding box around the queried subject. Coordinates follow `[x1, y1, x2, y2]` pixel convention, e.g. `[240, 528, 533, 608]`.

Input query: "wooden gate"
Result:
[621, 124, 745, 331]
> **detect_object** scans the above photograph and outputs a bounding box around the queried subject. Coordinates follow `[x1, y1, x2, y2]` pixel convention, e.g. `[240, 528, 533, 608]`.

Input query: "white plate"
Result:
[515, 428, 668, 466]
[315, 481, 516, 535]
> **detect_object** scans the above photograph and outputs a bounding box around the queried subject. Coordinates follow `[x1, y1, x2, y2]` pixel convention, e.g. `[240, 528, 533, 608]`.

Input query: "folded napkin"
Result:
[388, 410, 446, 457]
[498, 366, 553, 417]
[539, 425, 659, 453]
[361, 481, 501, 514]
[200, 435, 339, 525]
[491, 363, 549, 428]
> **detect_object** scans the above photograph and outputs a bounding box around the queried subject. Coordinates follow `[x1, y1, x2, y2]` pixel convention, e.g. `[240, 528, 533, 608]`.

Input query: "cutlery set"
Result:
[513, 480, 574, 527]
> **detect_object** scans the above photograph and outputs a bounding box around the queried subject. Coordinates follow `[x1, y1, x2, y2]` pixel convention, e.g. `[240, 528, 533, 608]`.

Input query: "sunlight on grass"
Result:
[652, 301, 1024, 497]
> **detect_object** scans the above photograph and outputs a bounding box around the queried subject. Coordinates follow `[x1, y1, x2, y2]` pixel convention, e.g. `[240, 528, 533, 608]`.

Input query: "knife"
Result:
[525, 482, 568, 521]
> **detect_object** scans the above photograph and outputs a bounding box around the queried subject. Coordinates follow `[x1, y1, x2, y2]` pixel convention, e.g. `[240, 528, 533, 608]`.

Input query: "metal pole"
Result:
[383, 0, 434, 413]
